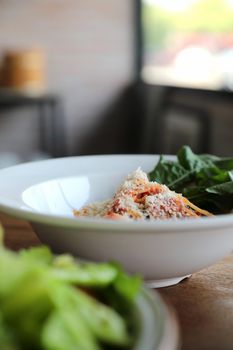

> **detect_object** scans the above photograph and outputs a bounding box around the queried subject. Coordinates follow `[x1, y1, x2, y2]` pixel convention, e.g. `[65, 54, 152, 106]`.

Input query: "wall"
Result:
[0, 0, 134, 159]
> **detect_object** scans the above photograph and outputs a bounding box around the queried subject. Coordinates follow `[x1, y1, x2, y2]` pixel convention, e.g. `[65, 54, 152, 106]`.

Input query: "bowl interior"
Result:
[0, 154, 160, 217]
[22, 172, 128, 216]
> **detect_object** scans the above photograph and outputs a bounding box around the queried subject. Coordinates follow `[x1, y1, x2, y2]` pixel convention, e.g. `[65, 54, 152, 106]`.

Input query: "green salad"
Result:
[0, 227, 141, 350]
[149, 145, 233, 214]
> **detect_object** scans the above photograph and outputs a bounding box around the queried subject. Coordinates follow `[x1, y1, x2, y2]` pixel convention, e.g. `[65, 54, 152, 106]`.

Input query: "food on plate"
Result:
[0, 227, 141, 350]
[74, 145, 233, 220]
[149, 145, 233, 214]
[74, 167, 212, 221]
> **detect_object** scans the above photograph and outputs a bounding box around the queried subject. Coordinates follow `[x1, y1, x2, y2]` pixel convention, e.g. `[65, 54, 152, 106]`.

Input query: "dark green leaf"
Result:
[206, 181, 233, 195]
[196, 167, 231, 187]
[149, 155, 192, 190]
[199, 154, 220, 162]
[177, 145, 215, 171]
[113, 270, 141, 302]
[204, 195, 233, 213]
[214, 158, 233, 170]
[149, 146, 233, 214]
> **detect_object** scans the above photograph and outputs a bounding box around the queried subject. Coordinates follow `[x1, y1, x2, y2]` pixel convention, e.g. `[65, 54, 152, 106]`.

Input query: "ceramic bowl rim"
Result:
[0, 154, 232, 233]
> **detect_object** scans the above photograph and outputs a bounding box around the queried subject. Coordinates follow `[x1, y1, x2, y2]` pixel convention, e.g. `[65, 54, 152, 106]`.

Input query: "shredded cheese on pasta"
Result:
[73, 168, 213, 221]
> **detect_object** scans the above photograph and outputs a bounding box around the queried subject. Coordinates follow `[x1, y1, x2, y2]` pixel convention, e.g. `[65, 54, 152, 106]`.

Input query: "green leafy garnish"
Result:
[149, 145, 233, 214]
[0, 231, 141, 350]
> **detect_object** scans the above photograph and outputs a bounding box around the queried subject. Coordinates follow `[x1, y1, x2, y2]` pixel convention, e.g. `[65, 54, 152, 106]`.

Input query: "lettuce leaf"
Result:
[0, 238, 141, 350]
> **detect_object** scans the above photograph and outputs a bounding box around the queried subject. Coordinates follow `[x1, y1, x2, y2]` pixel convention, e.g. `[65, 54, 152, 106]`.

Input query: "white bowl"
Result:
[133, 288, 179, 350]
[0, 155, 232, 288]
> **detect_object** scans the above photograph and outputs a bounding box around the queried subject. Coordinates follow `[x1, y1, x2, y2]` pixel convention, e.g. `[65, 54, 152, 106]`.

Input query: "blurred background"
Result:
[0, 0, 232, 167]
[142, 0, 233, 90]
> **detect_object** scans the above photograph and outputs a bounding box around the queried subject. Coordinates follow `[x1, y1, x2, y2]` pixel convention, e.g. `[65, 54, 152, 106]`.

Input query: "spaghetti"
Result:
[73, 168, 212, 221]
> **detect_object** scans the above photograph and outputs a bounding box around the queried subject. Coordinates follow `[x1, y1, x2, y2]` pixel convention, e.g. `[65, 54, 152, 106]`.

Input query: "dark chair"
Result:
[141, 84, 213, 154]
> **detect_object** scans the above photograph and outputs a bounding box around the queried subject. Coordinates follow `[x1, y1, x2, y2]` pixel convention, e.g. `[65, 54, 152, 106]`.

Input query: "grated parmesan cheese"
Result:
[73, 168, 212, 221]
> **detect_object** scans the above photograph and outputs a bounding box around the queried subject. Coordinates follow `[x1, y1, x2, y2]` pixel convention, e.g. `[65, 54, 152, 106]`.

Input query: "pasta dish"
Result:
[74, 168, 212, 221]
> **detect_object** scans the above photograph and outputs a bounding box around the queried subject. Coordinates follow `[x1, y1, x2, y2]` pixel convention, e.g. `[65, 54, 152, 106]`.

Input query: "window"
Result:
[141, 0, 233, 90]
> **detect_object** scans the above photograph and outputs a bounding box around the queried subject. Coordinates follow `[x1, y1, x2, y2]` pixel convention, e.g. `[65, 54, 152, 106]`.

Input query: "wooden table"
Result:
[1, 214, 233, 350]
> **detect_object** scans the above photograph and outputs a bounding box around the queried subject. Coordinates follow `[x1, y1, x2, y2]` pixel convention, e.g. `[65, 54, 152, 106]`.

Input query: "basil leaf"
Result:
[206, 181, 233, 195]
[196, 167, 231, 187]
[178, 145, 215, 171]
[228, 171, 233, 181]
[214, 158, 233, 171]
[149, 145, 233, 214]
[149, 155, 191, 190]
[206, 196, 233, 213]
[199, 154, 220, 162]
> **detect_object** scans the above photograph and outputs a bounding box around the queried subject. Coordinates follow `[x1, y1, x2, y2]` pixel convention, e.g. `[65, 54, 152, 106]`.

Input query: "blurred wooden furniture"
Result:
[0, 49, 45, 94]
[142, 84, 233, 154]
[1, 213, 233, 350]
[0, 91, 66, 157]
